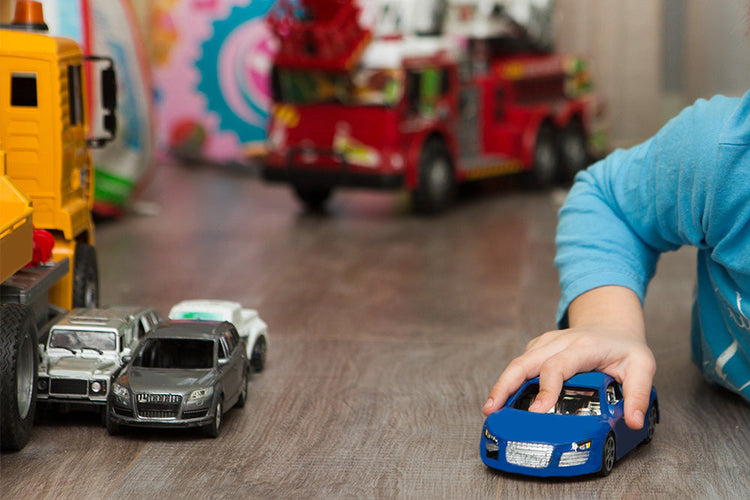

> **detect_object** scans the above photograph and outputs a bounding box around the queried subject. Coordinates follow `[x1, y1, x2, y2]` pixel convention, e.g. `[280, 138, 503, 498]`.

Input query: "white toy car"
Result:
[168, 300, 268, 371]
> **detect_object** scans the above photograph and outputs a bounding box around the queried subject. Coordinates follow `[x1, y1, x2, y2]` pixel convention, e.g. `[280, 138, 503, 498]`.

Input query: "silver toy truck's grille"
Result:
[505, 441, 554, 468]
[136, 393, 182, 419]
[50, 379, 88, 396]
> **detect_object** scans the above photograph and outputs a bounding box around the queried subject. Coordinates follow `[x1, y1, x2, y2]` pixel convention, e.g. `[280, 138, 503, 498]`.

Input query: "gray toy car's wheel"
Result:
[250, 337, 267, 372]
[600, 433, 616, 476]
[204, 397, 223, 438]
[235, 374, 248, 409]
[644, 403, 657, 443]
[72, 243, 99, 308]
[106, 408, 122, 436]
[0, 303, 38, 451]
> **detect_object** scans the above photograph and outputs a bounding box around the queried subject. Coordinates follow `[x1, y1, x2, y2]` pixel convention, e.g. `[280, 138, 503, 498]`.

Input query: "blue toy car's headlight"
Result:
[484, 428, 498, 444]
[573, 440, 591, 451]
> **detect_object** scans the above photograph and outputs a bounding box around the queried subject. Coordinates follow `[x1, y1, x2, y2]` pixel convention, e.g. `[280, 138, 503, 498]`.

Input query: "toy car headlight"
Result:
[188, 387, 214, 402]
[484, 428, 498, 444]
[572, 440, 591, 451]
[112, 382, 130, 399]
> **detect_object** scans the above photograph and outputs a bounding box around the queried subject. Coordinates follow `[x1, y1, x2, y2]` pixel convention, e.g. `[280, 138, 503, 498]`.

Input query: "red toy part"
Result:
[267, 0, 371, 71]
[26, 229, 55, 267]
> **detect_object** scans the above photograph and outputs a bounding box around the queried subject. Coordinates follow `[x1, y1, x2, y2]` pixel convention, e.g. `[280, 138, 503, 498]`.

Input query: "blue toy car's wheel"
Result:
[600, 433, 616, 476]
[644, 403, 657, 443]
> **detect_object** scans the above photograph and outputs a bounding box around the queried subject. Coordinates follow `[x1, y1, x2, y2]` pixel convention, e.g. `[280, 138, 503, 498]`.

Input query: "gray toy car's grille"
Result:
[136, 393, 182, 419]
[50, 379, 88, 396]
[505, 441, 554, 468]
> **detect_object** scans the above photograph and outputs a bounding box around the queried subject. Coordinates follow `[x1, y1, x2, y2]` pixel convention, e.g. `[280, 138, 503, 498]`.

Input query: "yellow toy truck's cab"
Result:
[0, 2, 116, 310]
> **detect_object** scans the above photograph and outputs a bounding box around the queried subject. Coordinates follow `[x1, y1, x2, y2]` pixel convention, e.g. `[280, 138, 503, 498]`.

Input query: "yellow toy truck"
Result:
[0, 0, 116, 451]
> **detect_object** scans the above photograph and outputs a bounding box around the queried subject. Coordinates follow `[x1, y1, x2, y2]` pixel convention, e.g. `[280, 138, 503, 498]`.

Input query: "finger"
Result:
[531, 347, 599, 413]
[622, 356, 656, 430]
[483, 338, 573, 415]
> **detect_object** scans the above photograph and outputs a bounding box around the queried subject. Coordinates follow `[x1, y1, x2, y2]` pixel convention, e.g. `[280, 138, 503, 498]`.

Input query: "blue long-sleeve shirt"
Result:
[555, 90, 750, 400]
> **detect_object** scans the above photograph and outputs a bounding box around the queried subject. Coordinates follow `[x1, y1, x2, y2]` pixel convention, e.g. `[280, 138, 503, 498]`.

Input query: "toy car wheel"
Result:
[0, 303, 38, 451]
[643, 403, 657, 443]
[558, 120, 589, 182]
[250, 337, 267, 372]
[600, 433, 616, 476]
[204, 397, 223, 438]
[412, 139, 454, 214]
[292, 185, 332, 212]
[235, 373, 248, 409]
[528, 122, 559, 189]
[72, 243, 99, 308]
[106, 408, 122, 436]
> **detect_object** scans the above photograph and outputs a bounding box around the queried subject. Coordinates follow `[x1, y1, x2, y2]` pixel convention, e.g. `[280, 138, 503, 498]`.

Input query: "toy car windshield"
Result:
[133, 338, 214, 369]
[50, 330, 116, 351]
[512, 384, 601, 416]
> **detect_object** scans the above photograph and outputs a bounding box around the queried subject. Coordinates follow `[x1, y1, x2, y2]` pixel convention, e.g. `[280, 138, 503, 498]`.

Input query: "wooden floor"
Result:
[2, 162, 749, 498]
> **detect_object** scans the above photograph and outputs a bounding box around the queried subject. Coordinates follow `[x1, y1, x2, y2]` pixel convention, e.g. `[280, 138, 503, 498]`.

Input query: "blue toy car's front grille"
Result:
[505, 441, 554, 468]
[559, 449, 590, 467]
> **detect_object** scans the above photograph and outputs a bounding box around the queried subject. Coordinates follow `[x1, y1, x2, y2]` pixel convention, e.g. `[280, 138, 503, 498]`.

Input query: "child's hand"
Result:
[482, 286, 656, 430]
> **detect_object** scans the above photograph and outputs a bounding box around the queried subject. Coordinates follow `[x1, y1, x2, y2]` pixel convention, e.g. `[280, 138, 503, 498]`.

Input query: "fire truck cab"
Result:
[263, 0, 600, 213]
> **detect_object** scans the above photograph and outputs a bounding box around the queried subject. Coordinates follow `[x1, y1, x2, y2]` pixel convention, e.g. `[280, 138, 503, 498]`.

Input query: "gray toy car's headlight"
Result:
[112, 382, 130, 399]
[187, 387, 214, 404]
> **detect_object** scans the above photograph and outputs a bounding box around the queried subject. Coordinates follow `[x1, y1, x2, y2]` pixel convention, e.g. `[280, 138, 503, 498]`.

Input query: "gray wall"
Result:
[556, 0, 750, 148]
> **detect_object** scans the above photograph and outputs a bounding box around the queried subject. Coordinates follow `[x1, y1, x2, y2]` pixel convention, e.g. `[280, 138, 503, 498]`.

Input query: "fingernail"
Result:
[634, 410, 644, 422]
[484, 398, 494, 410]
[529, 400, 541, 411]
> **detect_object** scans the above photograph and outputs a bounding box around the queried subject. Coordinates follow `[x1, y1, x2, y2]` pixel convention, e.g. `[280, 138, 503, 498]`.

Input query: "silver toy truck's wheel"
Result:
[72, 243, 99, 308]
[0, 303, 38, 451]
[250, 337, 267, 372]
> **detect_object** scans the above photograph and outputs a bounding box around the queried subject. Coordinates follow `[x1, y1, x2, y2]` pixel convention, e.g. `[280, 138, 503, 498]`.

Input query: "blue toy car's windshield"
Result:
[133, 338, 214, 369]
[512, 384, 601, 416]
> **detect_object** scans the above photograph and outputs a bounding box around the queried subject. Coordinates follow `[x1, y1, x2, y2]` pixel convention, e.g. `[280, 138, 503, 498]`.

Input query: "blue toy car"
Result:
[480, 372, 658, 477]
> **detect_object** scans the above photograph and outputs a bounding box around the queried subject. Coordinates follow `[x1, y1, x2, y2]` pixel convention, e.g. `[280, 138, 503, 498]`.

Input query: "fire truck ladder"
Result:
[267, 0, 372, 71]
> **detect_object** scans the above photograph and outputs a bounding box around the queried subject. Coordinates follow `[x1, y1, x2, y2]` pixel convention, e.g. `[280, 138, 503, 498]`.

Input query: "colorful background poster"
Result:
[152, 0, 277, 164]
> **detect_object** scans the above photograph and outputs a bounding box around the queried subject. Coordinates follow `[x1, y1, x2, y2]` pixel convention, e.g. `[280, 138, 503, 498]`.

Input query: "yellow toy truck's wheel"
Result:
[72, 243, 99, 308]
[0, 303, 38, 451]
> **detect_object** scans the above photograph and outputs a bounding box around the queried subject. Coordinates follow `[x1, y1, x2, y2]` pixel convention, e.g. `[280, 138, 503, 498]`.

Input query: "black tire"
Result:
[558, 119, 589, 182]
[106, 407, 121, 436]
[235, 373, 248, 409]
[411, 139, 454, 214]
[599, 433, 616, 476]
[527, 122, 559, 189]
[72, 243, 99, 308]
[204, 397, 223, 438]
[0, 303, 39, 451]
[643, 403, 657, 444]
[293, 185, 332, 212]
[250, 337, 267, 372]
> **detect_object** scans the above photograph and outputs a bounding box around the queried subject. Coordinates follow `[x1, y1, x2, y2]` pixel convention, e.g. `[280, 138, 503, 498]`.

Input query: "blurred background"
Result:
[3, 0, 750, 209]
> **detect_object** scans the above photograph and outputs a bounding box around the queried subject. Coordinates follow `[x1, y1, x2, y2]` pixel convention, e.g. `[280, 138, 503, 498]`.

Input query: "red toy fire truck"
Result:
[262, 0, 603, 213]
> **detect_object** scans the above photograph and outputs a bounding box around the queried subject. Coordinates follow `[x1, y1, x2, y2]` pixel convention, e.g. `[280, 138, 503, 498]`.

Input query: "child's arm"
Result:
[482, 285, 655, 430]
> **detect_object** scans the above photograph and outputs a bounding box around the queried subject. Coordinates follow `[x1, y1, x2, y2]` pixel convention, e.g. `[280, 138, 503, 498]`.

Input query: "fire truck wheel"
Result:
[412, 140, 454, 214]
[72, 243, 99, 308]
[528, 123, 560, 189]
[292, 186, 332, 212]
[559, 120, 589, 182]
[0, 303, 38, 451]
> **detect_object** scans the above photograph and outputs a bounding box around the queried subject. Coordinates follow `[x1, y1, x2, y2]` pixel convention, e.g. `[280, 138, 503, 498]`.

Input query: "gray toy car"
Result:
[107, 320, 249, 437]
[38, 306, 162, 413]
